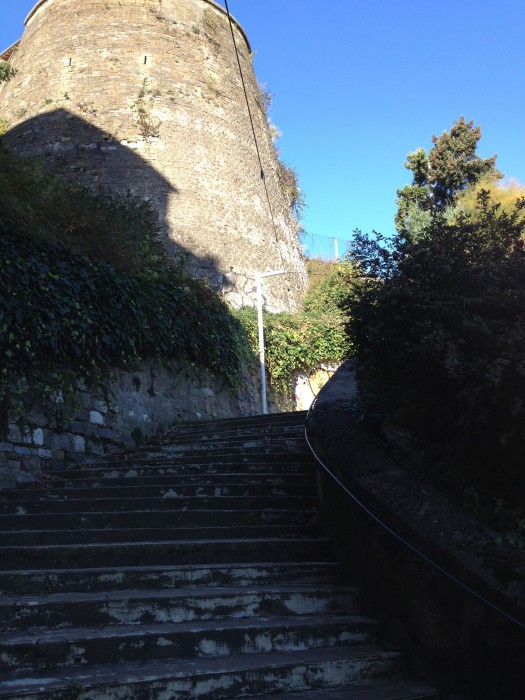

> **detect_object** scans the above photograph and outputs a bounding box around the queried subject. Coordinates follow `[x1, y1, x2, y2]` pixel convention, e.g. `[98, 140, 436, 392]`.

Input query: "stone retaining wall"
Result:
[0, 360, 260, 489]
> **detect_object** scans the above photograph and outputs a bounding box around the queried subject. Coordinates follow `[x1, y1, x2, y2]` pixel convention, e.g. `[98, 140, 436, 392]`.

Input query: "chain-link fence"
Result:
[300, 231, 354, 261]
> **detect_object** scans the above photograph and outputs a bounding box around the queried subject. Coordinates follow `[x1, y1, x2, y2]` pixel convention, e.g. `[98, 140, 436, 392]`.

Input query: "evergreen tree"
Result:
[396, 117, 502, 241]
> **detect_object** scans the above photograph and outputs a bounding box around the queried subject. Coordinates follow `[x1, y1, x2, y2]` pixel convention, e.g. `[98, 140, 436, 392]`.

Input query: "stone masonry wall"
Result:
[0, 359, 260, 490]
[0, 0, 307, 312]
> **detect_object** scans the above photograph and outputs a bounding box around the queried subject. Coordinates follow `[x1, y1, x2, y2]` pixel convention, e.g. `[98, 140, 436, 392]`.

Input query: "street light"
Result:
[255, 269, 289, 414]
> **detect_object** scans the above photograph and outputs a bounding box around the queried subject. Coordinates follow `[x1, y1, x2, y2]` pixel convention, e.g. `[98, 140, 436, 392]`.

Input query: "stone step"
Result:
[2, 524, 323, 547]
[0, 614, 376, 672]
[0, 585, 359, 631]
[163, 417, 307, 435]
[0, 645, 405, 700]
[0, 562, 343, 595]
[151, 432, 308, 454]
[0, 494, 318, 515]
[132, 446, 312, 460]
[55, 460, 316, 479]
[242, 681, 439, 699]
[51, 472, 316, 489]
[0, 508, 321, 532]
[165, 411, 308, 433]
[0, 536, 333, 569]
[2, 482, 317, 501]
[89, 452, 314, 467]
[157, 431, 306, 447]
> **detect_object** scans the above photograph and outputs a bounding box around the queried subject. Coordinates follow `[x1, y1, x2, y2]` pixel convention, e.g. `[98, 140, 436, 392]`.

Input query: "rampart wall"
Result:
[0, 0, 306, 311]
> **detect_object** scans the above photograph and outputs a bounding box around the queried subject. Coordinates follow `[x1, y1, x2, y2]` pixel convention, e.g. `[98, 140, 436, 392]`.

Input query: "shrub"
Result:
[346, 192, 525, 506]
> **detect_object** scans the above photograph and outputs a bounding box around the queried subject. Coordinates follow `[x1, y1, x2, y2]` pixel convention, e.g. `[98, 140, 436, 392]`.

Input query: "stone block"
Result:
[32, 428, 45, 446]
[89, 410, 105, 425]
[7, 425, 22, 443]
[73, 435, 86, 453]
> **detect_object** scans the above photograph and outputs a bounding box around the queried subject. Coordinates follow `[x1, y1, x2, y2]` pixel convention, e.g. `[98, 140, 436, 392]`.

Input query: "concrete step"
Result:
[0, 508, 321, 532]
[2, 524, 323, 547]
[242, 681, 439, 699]
[128, 445, 312, 460]
[54, 460, 316, 479]
[2, 482, 317, 501]
[0, 562, 344, 595]
[150, 438, 307, 454]
[50, 472, 316, 489]
[87, 452, 314, 468]
[0, 584, 360, 631]
[0, 645, 405, 699]
[0, 614, 376, 672]
[0, 536, 333, 569]
[164, 411, 308, 433]
[0, 494, 318, 515]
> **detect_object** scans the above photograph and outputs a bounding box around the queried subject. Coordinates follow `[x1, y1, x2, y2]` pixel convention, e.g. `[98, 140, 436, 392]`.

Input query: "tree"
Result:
[396, 117, 502, 240]
[346, 114, 525, 514]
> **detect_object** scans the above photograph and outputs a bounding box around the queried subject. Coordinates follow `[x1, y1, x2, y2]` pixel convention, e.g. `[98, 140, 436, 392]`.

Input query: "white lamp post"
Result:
[255, 269, 289, 414]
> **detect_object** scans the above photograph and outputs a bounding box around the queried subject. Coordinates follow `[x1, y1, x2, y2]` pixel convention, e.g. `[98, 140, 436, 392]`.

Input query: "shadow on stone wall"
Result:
[3, 109, 283, 308]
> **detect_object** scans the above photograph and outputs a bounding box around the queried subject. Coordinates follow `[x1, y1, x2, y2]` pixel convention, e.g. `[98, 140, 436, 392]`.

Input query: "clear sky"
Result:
[2, 0, 524, 248]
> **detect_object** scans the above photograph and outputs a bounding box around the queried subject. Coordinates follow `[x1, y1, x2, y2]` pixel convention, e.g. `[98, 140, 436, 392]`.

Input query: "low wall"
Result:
[0, 360, 260, 489]
[308, 363, 525, 700]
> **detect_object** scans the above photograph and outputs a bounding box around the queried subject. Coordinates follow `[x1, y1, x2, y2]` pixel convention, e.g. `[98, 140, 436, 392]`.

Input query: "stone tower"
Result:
[0, 0, 307, 311]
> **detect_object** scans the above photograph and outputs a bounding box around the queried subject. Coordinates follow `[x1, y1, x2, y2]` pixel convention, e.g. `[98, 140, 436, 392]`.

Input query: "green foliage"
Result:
[257, 82, 305, 218]
[396, 117, 502, 240]
[346, 191, 525, 508]
[0, 61, 16, 82]
[0, 146, 253, 425]
[235, 264, 352, 398]
[0, 148, 171, 278]
[303, 260, 356, 317]
[277, 161, 306, 219]
[0, 232, 249, 423]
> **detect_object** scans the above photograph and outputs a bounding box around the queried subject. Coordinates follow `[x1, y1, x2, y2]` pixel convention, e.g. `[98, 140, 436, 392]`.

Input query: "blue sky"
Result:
[2, 1, 524, 251]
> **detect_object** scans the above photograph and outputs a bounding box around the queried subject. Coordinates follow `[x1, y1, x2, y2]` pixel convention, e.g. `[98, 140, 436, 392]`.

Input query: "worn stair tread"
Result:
[0, 561, 343, 594]
[242, 679, 439, 699]
[54, 461, 315, 476]
[0, 613, 375, 646]
[0, 645, 403, 698]
[51, 473, 317, 487]
[0, 496, 318, 516]
[1, 524, 323, 546]
[0, 512, 322, 534]
[1, 582, 358, 608]
[0, 537, 334, 570]
[2, 484, 317, 501]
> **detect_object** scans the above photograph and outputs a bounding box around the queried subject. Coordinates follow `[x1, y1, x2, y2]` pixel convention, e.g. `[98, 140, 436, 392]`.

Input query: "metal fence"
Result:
[300, 231, 354, 261]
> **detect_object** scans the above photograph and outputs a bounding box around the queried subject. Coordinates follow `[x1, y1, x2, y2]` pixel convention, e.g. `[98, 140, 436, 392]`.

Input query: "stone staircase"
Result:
[0, 411, 437, 699]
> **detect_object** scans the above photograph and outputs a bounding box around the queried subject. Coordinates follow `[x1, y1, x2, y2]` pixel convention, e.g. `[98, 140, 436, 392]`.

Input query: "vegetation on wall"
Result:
[0, 148, 170, 277]
[257, 82, 306, 218]
[235, 261, 353, 398]
[0, 61, 16, 83]
[345, 117, 525, 530]
[0, 148, 250, 427]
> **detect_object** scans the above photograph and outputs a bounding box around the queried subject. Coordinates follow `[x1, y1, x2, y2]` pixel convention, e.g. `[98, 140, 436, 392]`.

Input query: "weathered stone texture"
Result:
[0, 0, 307, 311]
[0, 359, 261, 488]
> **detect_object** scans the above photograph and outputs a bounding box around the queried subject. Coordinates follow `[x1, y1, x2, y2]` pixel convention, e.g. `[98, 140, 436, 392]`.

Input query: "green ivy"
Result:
[235, 308, 351, 398]
[0, 234, 249, 426]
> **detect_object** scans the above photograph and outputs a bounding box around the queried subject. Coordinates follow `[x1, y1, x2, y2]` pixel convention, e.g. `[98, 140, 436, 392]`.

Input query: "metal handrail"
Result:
[304, 393, 525, 632]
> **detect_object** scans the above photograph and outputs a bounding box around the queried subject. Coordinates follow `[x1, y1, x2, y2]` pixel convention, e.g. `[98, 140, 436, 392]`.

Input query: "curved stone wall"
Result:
[0, 0, 306, 311]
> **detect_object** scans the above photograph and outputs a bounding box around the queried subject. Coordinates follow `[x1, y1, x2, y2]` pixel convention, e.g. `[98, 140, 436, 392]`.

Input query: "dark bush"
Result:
[346, 192, 525, 506]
